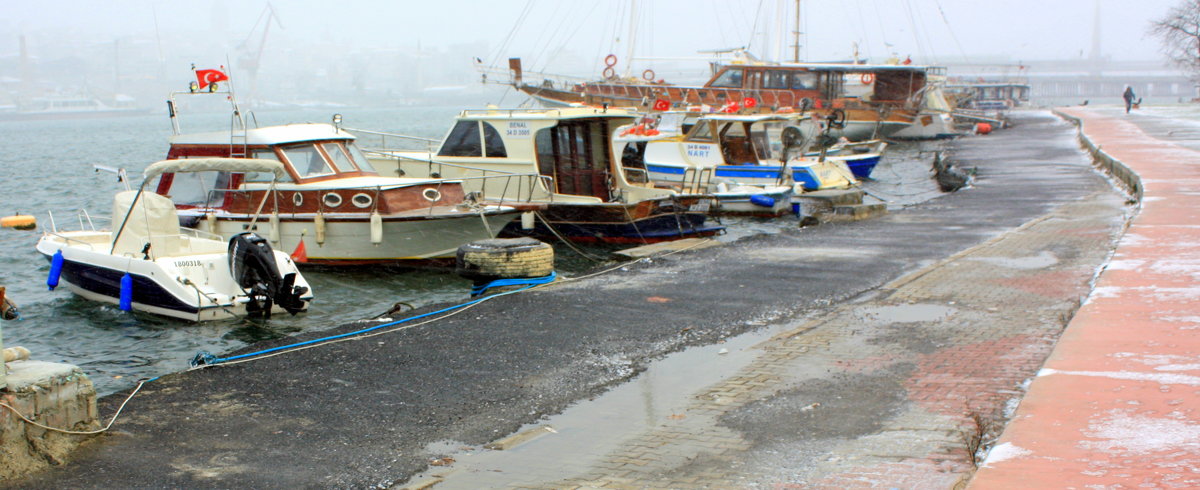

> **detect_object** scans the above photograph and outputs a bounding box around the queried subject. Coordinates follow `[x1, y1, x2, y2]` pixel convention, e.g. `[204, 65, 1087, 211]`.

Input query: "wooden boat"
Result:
[36, 159, 313, 321]
[358, 107, 722, 243]
[155, 91, 521, 266]
[506, 54, 929, 141]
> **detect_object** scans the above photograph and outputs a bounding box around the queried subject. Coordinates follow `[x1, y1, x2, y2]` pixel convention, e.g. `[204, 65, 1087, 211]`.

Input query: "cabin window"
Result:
[482, 122, 507, 158]
[686, 121, 716, 143]
[346, 142, 378, 173]
[791, 73, 817, 90]
[619, 142, 649, 184]
[243, 150, 281, 183]
[283, 144, 334, 178]
[438, 121, 482, 157]
[710, 68, 744, 88]
[322, 143, 354, 172]
[765, 71, 790, 89]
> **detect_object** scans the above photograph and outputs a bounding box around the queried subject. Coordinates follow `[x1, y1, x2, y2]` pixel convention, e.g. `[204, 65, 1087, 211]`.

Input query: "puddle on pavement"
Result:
[968, 250, 1059, 270]
[412, 320, 793, 488]
[855, 303, 957, 324]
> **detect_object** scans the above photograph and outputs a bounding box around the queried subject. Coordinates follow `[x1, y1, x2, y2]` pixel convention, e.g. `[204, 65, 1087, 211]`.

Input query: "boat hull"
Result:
[36, 232, 312, 321]
[501, 198, 722, 243]
[186, 208, 520, 265]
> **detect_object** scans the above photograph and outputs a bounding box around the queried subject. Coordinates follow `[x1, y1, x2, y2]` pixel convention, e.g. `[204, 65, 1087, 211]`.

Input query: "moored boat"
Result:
[36, 159, 313, 321]
[358, 107, 723, 243]
[156, 88, 521, 265]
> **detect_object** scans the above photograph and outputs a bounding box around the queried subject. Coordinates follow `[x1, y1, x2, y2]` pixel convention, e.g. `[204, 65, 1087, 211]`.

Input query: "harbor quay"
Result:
[3, 108, 1160, 487]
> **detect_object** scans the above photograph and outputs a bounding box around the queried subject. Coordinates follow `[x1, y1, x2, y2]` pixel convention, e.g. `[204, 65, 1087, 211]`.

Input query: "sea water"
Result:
[0, 104, 943, 395]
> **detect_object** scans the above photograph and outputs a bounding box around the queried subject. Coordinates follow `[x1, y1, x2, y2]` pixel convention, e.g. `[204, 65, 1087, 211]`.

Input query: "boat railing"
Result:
[362, 150, 556, 205]
[343, 127, 440, 154]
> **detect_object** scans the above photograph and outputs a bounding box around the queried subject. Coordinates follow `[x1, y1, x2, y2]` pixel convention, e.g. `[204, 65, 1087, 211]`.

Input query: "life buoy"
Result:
[604, 54, 618, 67]
[642, 69, 655, 81]
[860, 73, 875, 85]
[603, 66, 616, 79]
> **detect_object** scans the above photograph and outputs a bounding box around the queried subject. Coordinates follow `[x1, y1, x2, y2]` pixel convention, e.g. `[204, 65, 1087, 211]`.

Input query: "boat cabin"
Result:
[698, 62, 929, 110]
[377, 107, 680, 205]
[155, 123, 463, 216]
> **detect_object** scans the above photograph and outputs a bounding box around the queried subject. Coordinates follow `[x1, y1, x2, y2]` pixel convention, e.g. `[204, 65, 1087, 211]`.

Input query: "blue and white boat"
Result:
[617, 112, 858, 215]
[36, 159, 314, 321]
[805, 140, 888, 179]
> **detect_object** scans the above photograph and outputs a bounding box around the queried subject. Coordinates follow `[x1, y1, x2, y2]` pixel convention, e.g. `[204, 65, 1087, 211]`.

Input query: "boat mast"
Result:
[792, 0, 801, 62]
[623, 0, 638, 78]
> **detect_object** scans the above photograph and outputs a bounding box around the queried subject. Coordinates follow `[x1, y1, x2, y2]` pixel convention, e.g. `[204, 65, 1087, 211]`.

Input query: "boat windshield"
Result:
[282, 144, 335, 178]
[167, 169, 230, 207]
[345, 142, 378, 173]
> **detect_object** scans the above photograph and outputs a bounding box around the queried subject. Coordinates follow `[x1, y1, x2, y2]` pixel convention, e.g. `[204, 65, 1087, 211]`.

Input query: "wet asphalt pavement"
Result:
[10, 110, 1115, 488]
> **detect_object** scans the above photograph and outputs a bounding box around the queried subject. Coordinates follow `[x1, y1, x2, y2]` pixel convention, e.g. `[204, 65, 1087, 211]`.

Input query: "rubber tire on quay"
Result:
[455, 237, 555, 282]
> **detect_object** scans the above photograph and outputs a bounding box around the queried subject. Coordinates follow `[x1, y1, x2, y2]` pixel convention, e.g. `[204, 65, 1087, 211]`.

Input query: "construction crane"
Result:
[237, 3, 283, 106]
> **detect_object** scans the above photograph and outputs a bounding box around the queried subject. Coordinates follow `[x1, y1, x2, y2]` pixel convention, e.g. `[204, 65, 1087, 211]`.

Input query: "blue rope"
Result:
[471, 271, 558, 297]
[191, 271, 557, 367]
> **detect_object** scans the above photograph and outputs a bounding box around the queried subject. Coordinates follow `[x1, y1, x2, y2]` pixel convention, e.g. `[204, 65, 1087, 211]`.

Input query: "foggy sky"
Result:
[1, 0, 1180, 68]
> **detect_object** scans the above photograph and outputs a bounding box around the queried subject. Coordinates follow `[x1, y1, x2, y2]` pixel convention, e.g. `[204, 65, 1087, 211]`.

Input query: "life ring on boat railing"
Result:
[292, 192, 304, 207]
[604, 54, 618, 67]
[860, 73, 875, 85]
[643, 69, 655, 82]
[322, 192, 343, 208]
[422, 188, 442, 202]
[602, 67, 616, 79]
[350, 193, 373, 209]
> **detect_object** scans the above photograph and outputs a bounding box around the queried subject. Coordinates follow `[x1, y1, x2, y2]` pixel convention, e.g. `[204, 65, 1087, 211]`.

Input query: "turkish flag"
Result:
[652, 98, 670, 111]
[290, 240, 308, 263]
[196, 69, 229, 90]
[742, 97, 758, 109]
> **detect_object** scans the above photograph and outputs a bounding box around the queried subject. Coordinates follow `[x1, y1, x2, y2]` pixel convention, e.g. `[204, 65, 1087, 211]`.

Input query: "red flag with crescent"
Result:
[652, 99, 670, 111]
[742, 97, 758, 109]
[195, 69, 229, 90]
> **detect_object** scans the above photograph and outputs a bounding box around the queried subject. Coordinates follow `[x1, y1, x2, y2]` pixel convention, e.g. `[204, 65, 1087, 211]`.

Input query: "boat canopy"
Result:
[143, 158, 288, 180]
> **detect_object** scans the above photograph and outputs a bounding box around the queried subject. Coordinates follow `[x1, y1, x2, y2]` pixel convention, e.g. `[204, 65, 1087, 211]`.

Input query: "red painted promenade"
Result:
[970, 108, 1200, 488]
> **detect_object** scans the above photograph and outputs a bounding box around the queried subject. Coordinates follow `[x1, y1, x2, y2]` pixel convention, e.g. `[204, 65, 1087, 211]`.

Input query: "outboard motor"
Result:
[228, 232, 308, 317]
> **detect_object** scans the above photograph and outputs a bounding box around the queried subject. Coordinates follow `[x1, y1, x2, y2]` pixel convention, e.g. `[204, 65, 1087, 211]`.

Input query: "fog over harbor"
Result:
[0, 1, 1191, 109]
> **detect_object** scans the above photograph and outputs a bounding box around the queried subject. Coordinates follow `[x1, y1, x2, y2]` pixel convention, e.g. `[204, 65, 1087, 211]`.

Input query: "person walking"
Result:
[1123, 86, 1136, 114]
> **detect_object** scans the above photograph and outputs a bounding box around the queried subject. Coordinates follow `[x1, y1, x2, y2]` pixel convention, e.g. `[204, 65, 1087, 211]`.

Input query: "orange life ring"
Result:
[604, 54, 618, 67]
[602, 66, 616, 79]
[860, 73, 875, 85]
[642, 69, 655, 81]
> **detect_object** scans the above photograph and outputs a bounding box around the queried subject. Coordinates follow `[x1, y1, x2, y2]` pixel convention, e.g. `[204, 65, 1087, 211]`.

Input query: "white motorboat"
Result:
[37, 158, 313, 321]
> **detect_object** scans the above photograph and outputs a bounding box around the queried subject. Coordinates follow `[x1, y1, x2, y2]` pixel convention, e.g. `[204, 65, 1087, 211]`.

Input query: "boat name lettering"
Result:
[174, 260, 204, 268]
[506, 122, 531, 137]
[686, 144, 712, 158]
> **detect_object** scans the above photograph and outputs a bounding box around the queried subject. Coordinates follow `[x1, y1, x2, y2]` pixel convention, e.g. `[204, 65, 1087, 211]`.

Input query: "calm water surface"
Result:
[0, 104, 942, 395]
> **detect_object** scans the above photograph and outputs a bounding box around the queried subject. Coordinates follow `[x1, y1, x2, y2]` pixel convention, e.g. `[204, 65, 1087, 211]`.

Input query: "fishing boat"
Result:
[36, 158, 313, 321]
[505, 53, 927, 141]
[805, 139, 888, 179]
[616, 111, 857, 216]
[891, 71, 959, 141]
[358, 107, 722, 243]
[157, 84, 521, 265]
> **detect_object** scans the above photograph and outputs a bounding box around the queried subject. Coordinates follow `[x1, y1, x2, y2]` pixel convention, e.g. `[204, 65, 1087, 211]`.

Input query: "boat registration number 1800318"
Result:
[173, 259, 204, 268]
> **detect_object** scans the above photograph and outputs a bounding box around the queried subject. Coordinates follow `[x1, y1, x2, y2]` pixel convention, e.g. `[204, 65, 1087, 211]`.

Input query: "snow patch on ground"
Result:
[1080, 410, 1200, 454]
[981, 442, 1032, 468]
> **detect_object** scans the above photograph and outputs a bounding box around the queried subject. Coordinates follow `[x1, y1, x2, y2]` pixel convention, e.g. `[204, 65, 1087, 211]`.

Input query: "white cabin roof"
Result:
[454, 106, 636, 122]
[170, 123, 354, 146]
